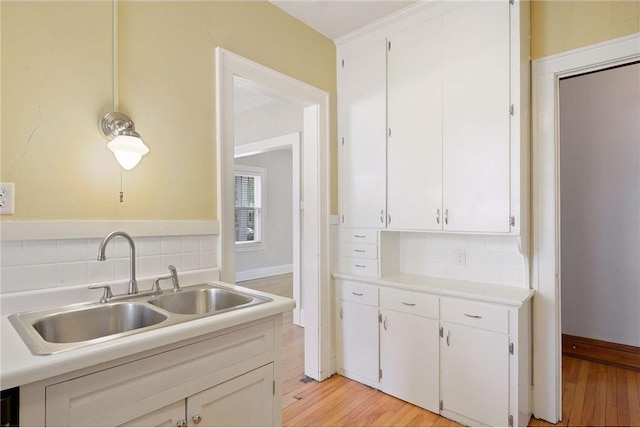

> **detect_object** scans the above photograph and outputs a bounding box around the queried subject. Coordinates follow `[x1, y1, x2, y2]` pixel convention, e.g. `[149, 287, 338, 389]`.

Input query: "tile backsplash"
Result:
[397, 233, 526, 287]
[0, 235, 218, 294]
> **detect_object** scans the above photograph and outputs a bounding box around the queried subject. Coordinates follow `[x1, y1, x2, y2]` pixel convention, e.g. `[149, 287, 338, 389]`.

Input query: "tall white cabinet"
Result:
[338, 0, 529, 235]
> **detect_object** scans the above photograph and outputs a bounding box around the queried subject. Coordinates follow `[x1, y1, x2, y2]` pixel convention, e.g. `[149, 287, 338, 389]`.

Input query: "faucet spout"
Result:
[97, 231, 138, 295]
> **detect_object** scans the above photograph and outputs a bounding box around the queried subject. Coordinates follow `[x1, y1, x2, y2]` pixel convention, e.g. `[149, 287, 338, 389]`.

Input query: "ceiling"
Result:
[270, 0, 418, 40]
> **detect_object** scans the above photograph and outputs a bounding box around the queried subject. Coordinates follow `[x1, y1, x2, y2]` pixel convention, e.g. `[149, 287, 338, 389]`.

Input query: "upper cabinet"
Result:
[338, 0, 529, 235]
[339, 37, 388, 229]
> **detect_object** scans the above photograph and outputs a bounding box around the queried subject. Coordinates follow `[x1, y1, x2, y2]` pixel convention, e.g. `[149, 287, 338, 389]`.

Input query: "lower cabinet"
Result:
[123, 365, 274, 427]
[335, 278, 532, 427]
[23, 318, 281, 427]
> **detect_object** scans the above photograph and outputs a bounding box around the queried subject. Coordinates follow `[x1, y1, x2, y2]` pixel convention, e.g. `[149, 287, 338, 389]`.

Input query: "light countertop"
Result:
[333, 272, 534, 307]
[0, 269, 295, 390]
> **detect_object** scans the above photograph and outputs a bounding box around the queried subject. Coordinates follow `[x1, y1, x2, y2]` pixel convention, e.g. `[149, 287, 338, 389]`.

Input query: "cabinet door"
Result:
[387, 17, 443, 231]
[380, 309, 439, 413]
[442, 1, 511, 233]
[121, 400, 185, 427]
[441, 322, 509, 426]
[186, 364, 274, 427]
[339, 37, 387, 228]
[337, 299, 380, 386]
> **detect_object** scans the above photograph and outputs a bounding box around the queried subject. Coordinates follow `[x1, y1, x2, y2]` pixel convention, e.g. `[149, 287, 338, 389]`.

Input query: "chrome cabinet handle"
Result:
[383, 317, 388, 330]
[192, 414, 203, 425]
[387, 214, 392, 225]
[380, 209, 385, 224]
[464, 313, 483, 319]
[401, 302, 416, 307]
[354, 249, 365, 253]
[355, 264, 366, 268]
[354, 234, 366, 238]
[436, 209, 440, 225]
[446, 330, 450, 346]
[352, 292, 364, 296]
[444, 209, 449, 225]
[340, 308, 343, 319]
[176, 420, 187, 427]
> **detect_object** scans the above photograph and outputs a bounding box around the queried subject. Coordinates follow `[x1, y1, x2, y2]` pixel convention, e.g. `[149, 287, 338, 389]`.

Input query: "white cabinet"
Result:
[338, 36, 387, 229]
[336, 281, 380, 387]
[387, 16, 443, 231]
[28, 318, 281, 427]
[338, 0, 529, 235]
[379, 288, 440, 413]
[340, 228, 380, 277]
[334, 277, 532, 427]
[441, 1, 511, 233]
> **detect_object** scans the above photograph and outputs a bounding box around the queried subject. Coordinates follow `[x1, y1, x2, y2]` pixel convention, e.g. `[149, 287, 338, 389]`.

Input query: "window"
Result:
[235, 165, 265, 247]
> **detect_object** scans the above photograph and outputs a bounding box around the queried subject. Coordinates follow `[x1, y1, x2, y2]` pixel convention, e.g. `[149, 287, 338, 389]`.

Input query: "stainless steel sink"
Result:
[32, 303, 167, 343]
[147, 287, 267, 315]
[9, 283, 272, 355]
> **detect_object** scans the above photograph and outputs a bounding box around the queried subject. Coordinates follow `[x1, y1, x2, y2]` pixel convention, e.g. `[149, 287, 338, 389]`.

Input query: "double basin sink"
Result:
[9, 284, 272, 355]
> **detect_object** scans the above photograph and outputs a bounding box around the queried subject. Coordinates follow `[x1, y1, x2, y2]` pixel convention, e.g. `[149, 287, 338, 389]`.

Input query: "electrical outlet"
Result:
[454, 249, 466, 266]
[0, 182, 15, 215]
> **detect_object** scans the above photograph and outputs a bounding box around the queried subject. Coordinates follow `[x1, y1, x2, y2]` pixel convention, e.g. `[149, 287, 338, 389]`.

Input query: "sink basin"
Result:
[32, 303, 167, 343]
[148, 287, 268, 315]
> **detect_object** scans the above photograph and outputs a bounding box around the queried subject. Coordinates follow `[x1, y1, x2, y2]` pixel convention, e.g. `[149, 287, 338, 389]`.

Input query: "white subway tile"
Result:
[484, 268, 502, 284]
[183, 236, 201, 253]
[24, 240, 57, 265]
[88, 238, 116, 260]
[467, 266, 485, 282]
[453, 266, 470, 280]
[24, 264, 57, 291]
[183, 253, 201, 271]
[115, 258, 131, 281]
[162, 255, 182, 271]
[57, 239, 88, 263]
[140, 237, 162, 256]
[1, 241, 23, 267]
[484, 252, 503, 268]
[466, 250, 485, 267]
[162, 236, 182, 255]
[201, 235, 216, 252]
[201, 252, 216, 269]
[501, 269, 524, 287]
[501, 236, 521, 253]
[115, 239, 133, 258]
[0, 266, 24, 293]
[484, 235, 503, 252]
[58, 262, 88, 286]
[467, 235, 486, 251]
[502, 252, 523, 270]
[88, 260, 115, 283]
[139, 256, 162, 277]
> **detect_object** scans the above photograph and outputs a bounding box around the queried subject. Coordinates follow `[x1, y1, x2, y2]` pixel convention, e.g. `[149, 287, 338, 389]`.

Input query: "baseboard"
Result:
[236, 264, 293, 282]
[562, 334, 640, 370]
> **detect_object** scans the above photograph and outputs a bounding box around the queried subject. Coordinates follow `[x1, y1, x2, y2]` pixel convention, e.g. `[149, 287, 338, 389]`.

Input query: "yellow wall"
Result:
[532, 1, 640, 59]
[1, 1, 337, 220]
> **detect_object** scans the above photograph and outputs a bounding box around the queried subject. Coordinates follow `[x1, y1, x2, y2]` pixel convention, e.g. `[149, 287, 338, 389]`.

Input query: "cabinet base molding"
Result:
[562, 334, 640, 371]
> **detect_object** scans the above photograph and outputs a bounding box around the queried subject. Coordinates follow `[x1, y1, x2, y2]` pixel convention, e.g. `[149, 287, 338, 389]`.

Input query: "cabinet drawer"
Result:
[341, 257, 379, 277]
[380, 288, 439, 319]
[441, 298, 508, 333]
[342, 243, 378, 260]
[338, 280, 378, 306]
[341, 228, 378, 245]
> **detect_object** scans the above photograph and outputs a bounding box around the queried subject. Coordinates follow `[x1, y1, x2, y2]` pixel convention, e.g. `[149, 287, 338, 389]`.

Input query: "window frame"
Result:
[234, 164, 267, 251]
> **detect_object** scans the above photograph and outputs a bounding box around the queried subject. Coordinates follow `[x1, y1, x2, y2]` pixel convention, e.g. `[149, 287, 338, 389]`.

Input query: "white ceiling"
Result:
[270, 0, 418, 40]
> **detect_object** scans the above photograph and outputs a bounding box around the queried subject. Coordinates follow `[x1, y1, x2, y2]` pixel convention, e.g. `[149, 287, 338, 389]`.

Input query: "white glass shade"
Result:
[107, 135, 150, 170]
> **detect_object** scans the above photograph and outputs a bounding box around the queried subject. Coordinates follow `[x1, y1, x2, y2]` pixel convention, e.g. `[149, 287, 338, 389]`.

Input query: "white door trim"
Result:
[216, 48, 332, 381]
[234, 132, 304, 327]
[531, 33, 640, 423]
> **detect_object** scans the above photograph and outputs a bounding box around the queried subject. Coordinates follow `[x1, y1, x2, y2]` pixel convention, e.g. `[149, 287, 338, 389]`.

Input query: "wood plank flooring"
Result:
[239, 274, 640, 427]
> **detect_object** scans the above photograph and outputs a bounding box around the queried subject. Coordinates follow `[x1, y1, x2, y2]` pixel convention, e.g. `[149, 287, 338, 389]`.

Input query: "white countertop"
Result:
[333, 272, 534, 307]
[0, 269, 295, 390]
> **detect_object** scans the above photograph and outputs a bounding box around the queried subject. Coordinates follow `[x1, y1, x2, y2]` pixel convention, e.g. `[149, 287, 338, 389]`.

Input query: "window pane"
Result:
[235, 208, 255, 242]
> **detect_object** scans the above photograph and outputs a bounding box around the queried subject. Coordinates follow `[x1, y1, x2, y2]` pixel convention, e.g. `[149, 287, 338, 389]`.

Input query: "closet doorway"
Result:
[559, 62, 640, 359]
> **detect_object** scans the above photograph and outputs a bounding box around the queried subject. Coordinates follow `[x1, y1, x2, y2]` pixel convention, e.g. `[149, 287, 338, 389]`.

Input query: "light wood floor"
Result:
[239, 274, 640, 427]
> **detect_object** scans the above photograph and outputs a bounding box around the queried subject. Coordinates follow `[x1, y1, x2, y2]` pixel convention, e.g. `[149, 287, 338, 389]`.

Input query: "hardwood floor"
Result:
[239, 274, 640, 427]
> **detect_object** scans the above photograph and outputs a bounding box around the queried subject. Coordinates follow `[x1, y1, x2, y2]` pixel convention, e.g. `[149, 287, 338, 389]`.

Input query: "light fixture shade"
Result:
[107, 135, 150, 170]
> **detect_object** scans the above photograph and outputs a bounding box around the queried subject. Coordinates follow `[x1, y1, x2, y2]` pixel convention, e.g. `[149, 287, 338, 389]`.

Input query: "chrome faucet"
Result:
[153, 265, 181, 293]
[98, 231, 138, 295]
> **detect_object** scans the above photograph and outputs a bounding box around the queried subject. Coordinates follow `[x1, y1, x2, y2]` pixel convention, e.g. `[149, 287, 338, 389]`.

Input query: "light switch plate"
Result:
[0, 182, 15, 215]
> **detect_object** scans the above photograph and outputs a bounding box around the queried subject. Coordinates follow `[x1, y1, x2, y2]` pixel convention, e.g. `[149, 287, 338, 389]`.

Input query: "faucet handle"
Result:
[88, 284, 113, 303]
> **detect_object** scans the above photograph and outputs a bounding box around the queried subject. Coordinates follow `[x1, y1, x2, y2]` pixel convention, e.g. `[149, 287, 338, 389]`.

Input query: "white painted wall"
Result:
[235, 150, 294, 280]
[235, 101, 303, 147]
[559, 63, 640, 347]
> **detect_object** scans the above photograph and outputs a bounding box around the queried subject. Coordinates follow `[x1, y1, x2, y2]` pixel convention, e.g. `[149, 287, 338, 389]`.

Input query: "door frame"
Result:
[531, 33, 640, 423]
[234, 132, 304, 326]
[215, 48, 332, 381]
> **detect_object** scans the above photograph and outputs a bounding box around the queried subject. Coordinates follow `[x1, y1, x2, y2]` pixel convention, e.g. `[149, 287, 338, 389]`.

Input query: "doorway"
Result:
[216, 48, 332, 382]
[532, 34, 640, 423]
